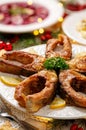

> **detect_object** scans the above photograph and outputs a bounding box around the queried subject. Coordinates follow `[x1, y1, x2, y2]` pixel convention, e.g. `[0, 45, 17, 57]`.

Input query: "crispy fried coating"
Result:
[46, 34, 72, 60]
[59, 69, 86, 107]
[68, 53, 86, 73]
[14, 70, 58, 112]
[0, 51, 45, 76]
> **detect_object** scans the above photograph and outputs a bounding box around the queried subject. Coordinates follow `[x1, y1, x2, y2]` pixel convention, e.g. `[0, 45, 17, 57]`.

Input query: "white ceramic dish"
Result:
[0, 44, 86, 119]
[0, 0, 64, 33]
[62, 10, 86, 46]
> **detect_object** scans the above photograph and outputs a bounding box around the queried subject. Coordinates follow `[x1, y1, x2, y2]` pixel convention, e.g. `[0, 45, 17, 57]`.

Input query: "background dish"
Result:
[0, 44, 86, 119]
[62, 10, 86, 45]
[0, 0, 64, 33]
[0, 116, 24, 130]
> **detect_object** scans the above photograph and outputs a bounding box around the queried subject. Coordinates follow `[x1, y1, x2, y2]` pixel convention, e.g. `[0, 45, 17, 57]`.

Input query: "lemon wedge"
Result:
[50, 97, 66, 109]
[0, 76, 22, 87]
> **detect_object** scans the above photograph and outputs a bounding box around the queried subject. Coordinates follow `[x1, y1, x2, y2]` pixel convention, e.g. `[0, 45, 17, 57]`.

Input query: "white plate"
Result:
[0, 0, 64, 33]
[62, 10, 86, 45]
[0, 44, 86, 119]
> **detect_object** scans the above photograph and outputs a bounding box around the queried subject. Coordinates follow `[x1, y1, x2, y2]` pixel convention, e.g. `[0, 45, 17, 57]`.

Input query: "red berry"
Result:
[45, 34, 52, 40]
[40, 35, 46, 41]
[78, 127, 84, 130]
[70, 123, 78, 130]
[0, 41, 6, 50]
[5, 42, 13, 51]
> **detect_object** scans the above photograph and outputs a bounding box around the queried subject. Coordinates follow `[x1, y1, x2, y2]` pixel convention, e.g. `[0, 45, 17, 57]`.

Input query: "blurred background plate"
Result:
[0, 116, 24, 130]
[0, 0, 64, 33]
[62, 10, 86, 45]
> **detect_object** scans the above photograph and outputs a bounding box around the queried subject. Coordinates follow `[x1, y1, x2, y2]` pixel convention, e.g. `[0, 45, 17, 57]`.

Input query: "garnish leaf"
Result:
[44, 57, 69, 70]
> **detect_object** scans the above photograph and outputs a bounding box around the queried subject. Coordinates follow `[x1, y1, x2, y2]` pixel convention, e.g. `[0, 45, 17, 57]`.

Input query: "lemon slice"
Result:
[50, 97, 66, 109]
[0, 76, 22, 87]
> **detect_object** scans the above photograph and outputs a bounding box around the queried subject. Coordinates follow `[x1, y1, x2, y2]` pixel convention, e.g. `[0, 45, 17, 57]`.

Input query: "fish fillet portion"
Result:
[68, 53, 86, 73]
[59, 69, 86, 107]
[14, 70, 58, 112]
[0, 51, 45, 76]
[45, 34, 72, 60]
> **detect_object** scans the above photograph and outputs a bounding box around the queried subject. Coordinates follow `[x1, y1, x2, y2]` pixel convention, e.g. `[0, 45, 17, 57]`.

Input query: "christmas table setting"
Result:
[0, 0, 86, 130]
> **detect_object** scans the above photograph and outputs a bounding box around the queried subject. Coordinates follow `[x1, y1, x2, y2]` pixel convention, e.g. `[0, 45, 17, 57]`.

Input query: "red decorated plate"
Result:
[0, 0, 64, 33]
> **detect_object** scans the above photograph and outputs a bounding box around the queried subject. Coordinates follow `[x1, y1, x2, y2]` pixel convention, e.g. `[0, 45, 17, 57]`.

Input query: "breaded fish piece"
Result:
[68, 53, 86, 73]
[0, 51, 45, 76]
[59, 69, 86, 107]
[45, 34, 72, 60]
[15, 70, 58, 112]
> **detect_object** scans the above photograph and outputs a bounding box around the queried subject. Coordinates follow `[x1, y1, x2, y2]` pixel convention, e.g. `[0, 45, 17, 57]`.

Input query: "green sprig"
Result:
[44, 57, 69, 70]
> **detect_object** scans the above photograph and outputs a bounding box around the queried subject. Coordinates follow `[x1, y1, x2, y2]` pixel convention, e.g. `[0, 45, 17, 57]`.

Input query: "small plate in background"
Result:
[62, 10, 86, 45]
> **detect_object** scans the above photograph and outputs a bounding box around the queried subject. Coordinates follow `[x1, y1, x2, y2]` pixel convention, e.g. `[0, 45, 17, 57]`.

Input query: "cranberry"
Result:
[5, 42, 12, 51]
[40, 35, 46, 41]
[45, 33, 52, 40]
[70, 123, 78, 130]
[0, 41, 6, 50]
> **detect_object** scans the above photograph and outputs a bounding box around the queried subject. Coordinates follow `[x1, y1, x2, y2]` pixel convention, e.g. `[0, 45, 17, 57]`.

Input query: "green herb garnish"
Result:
[44, 57, 69, 70]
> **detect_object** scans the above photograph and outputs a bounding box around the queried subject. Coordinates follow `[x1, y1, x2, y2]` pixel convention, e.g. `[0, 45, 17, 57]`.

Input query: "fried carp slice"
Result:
[68, 53, 86, 73]
[0, 51, 45, 76]
[14, 70, 58, 112]
[0, 58, 36, 76]
[59, 69, 86, 107]
[45, 34, 72, 60]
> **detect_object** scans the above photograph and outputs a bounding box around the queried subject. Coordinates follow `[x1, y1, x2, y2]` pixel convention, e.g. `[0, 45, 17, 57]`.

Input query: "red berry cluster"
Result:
[70, 123, 84, 130]
[0, 41, 12, 51]
[40, 31, 52, 41]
